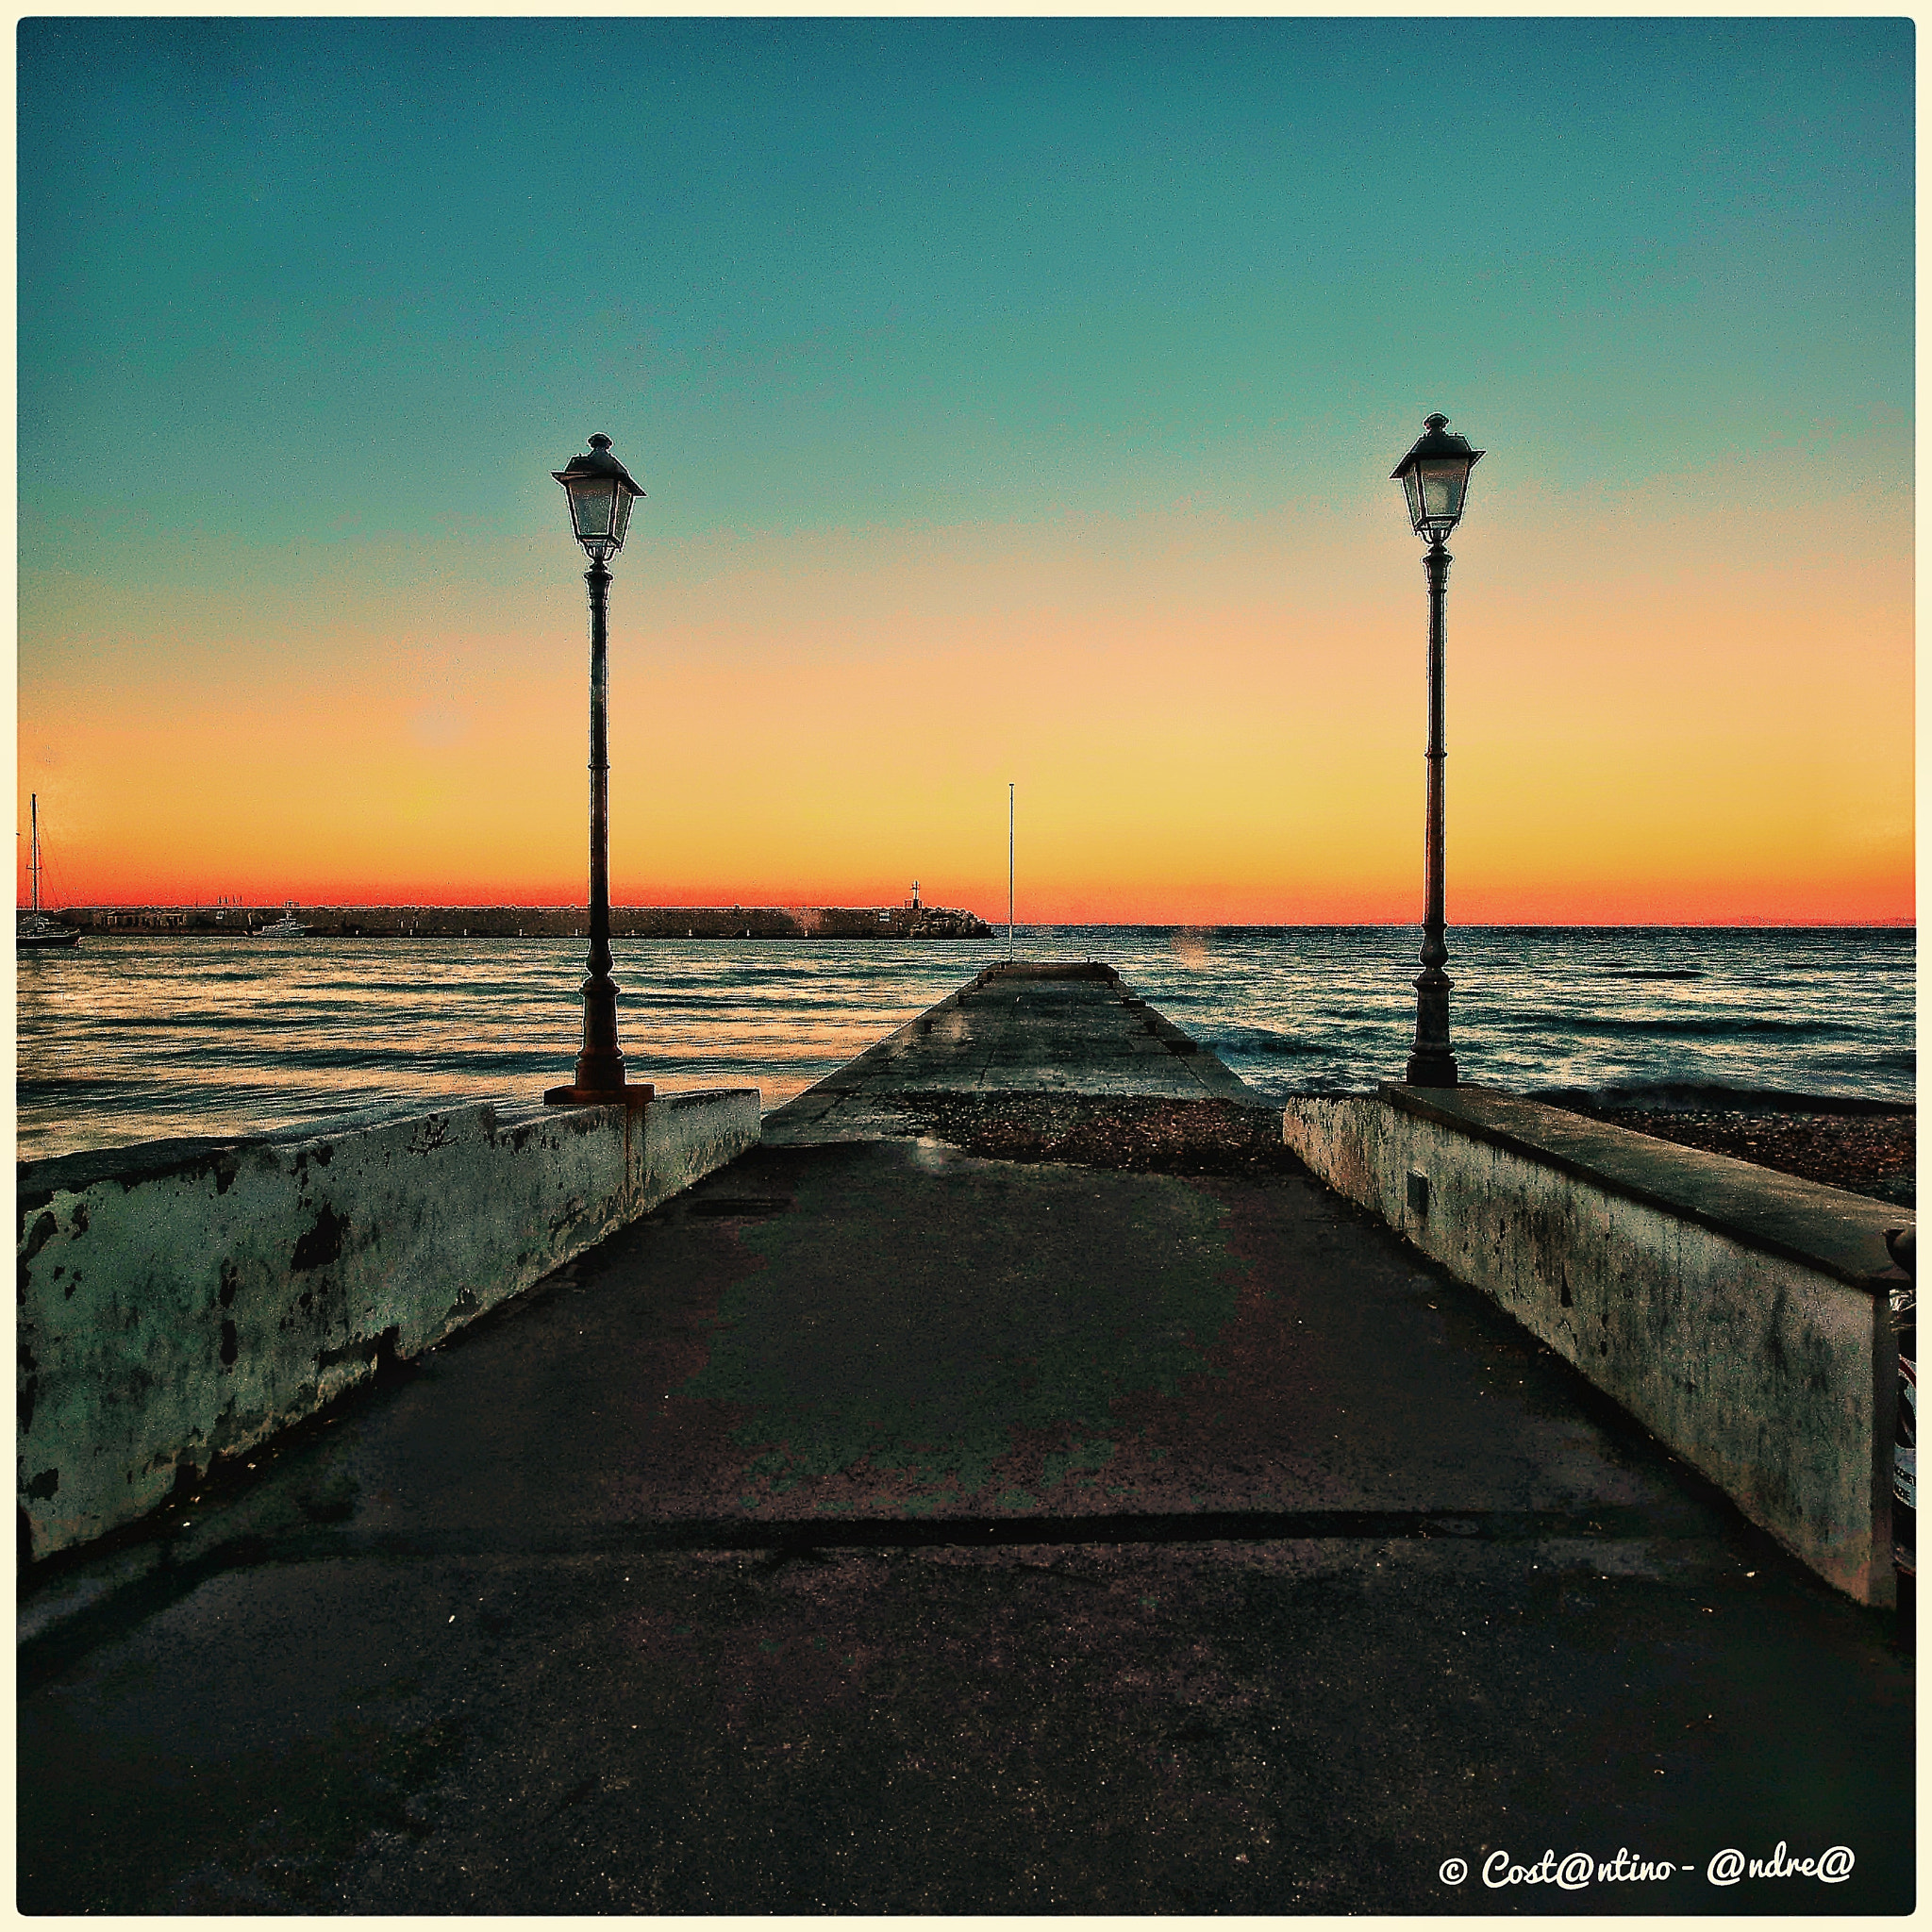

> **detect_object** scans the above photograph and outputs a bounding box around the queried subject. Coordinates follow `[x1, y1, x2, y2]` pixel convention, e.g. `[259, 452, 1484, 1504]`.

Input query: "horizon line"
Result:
[35, 901, 1918, 932]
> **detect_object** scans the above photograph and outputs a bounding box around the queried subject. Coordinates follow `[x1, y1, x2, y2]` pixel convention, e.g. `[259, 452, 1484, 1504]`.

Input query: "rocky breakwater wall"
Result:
[17, 1089, 760, 1561]
[61, 904, 992, 939]
[1283, 1084, 1910, 1607]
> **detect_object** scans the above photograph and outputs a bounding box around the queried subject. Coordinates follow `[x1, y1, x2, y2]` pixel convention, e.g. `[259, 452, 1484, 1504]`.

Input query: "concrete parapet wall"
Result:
[17, 1088, 759, 1560]
[1281, 1085, 1907, 1607]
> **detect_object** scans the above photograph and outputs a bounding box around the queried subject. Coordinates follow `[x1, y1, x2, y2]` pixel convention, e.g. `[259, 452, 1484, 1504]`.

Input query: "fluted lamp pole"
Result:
[545, 432, 653, 1108]
[1391, 413, 1483, 1088]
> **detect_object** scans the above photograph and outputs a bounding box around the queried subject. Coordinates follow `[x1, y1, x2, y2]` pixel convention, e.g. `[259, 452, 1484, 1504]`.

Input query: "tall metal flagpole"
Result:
[1008, 783, 1015, 959]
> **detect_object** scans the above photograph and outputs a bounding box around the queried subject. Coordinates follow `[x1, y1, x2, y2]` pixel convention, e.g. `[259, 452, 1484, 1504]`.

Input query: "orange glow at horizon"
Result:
[17, 491, 1912, 926]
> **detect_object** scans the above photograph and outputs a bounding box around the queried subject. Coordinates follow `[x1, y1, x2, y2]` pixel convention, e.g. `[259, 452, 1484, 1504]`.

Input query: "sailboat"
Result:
[17, 794, 79, 949]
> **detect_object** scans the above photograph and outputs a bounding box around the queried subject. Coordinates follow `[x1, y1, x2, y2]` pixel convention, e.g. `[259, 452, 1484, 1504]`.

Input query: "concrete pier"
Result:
[17, 966, 1913, 1913]
[1287, 1083, 1907, 1606]
[763, 958, 1259, 1143]
[18, 1090, 761, 1559]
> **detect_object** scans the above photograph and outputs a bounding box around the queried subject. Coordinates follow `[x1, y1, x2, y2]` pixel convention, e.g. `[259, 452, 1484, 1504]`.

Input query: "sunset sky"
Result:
[17, 16, 1912, 923]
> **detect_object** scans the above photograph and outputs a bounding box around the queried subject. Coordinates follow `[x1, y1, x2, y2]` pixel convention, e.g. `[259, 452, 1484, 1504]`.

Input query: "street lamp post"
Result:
[1390, 413, 1483, 1088]
[545, 432, 653, 1108]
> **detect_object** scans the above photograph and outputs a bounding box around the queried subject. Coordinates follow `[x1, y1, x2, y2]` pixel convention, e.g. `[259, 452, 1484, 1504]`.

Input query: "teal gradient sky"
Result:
[17, 17, 1913, 919]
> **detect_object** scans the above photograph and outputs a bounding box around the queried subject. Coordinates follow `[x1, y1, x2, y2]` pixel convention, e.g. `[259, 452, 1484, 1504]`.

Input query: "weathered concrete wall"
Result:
[1282, 1085, 1907, 1607]
[18, 1089, 759, 1560]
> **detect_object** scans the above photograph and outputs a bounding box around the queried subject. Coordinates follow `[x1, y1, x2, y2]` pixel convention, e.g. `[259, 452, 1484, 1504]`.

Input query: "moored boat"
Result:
[16, 795, 78, 949]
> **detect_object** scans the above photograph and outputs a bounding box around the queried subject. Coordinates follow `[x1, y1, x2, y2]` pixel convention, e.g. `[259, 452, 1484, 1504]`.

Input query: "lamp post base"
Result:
[1407, 963, 1457, 1087]
[544, 1082, 655, 1108]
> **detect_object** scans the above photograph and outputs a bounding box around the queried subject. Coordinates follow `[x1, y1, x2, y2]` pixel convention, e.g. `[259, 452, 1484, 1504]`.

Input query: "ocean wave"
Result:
[193, 1045, 569, 1075]
[1206, 1026, 1327, 1058]
[1489, 1012, 1859, 1040]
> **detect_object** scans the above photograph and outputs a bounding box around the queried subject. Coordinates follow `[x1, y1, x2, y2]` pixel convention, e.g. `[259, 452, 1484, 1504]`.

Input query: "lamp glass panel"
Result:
[1403, 469, 1426, 531]
[1417, 458, 1470, 524]
[611, 488, 635, 550]
[569, 477, 617, 542]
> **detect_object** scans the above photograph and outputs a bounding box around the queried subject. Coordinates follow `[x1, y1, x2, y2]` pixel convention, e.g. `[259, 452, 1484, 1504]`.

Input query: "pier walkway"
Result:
[762, 958, 1257, 1143]
[17, 966, 1913, 1913]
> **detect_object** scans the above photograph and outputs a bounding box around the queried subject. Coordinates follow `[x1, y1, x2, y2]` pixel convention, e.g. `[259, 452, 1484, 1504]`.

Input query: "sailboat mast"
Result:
[30, 793, 40, 916]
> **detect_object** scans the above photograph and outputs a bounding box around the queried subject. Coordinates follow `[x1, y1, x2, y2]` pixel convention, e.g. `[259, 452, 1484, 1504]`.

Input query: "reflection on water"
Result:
[16, 925, 1914, 1161]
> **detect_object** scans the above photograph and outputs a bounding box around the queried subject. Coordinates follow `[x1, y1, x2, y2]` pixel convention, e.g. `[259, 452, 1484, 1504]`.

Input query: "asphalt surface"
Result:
[15, 970, 1916, 1913]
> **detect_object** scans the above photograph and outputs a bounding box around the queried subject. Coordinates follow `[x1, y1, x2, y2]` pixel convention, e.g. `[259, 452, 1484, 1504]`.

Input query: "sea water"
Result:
[14, 925, 1914, 1163]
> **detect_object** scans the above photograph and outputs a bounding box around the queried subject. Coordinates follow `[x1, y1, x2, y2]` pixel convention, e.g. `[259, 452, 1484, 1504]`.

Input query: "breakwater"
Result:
[56, 903, 992, 939]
